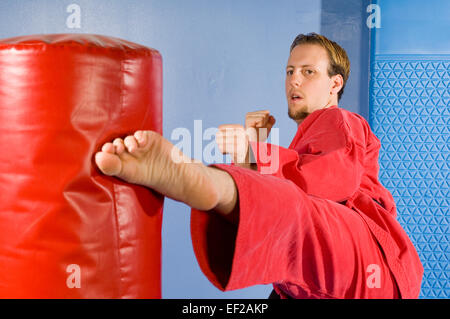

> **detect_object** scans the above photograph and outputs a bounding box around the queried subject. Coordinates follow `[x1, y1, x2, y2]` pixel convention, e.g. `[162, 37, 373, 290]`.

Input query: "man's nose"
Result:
[289, 72, 302, 87]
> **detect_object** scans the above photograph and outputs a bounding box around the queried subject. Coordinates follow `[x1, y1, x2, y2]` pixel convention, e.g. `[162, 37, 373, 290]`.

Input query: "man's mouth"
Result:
[291, 94, 303, 101]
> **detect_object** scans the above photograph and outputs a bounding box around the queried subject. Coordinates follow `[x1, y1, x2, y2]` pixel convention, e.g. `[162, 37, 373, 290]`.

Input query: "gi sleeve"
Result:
[190, 164, 309, 292]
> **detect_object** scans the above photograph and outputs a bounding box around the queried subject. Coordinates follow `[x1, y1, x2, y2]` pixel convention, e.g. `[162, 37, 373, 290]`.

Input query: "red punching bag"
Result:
[0, 34, 163, 298]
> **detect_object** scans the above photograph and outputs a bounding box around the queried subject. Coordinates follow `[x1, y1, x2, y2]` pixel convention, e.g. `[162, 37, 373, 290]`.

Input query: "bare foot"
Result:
[94, 130, 220, 211]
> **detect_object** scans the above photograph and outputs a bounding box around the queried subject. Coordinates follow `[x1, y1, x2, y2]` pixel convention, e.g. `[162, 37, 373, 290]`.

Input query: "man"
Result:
[94, 33, 423, 298]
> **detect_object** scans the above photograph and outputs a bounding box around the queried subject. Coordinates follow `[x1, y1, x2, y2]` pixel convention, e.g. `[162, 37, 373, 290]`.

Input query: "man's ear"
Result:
[330, 74, 344, 95]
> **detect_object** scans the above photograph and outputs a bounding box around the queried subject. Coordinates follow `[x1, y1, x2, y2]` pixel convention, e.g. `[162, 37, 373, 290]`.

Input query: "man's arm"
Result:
[216, 110, 275, 171]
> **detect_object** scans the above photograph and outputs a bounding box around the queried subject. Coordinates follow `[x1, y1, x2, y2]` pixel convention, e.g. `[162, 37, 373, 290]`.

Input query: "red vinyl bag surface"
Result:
[0, 34, 163, 298]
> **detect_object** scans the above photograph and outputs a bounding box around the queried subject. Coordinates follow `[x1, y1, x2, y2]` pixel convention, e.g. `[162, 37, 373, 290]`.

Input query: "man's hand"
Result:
[216, 110, 276, 169]
[216, 124, 249, 164]
[245, 110, 276, 143]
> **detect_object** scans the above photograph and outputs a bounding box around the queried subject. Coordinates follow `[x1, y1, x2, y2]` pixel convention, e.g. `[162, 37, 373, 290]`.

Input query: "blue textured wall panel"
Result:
[369, 0, 449, 298]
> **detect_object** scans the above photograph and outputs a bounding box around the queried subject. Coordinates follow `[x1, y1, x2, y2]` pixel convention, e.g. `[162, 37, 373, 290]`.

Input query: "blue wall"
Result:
[369, 0, 449, 298]
[0, 0, 377, 298]
[321, 0, 371, 120]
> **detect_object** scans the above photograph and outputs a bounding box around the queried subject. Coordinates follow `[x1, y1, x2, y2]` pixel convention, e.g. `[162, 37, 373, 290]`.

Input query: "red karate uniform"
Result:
[190, 105, 423, 299]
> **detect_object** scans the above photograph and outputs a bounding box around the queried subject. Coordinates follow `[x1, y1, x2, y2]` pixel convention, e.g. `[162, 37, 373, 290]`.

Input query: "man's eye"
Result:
[304, 69, 314, 75]
[286, 70, 293, 75]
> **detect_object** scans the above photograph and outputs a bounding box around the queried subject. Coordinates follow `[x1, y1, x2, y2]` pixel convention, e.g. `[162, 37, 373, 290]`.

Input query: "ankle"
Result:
[204, 167, 238, 217]
[178, 163, 220, 211]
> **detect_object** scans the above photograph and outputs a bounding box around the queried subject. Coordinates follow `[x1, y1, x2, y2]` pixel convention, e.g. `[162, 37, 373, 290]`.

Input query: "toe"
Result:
[95, 151, 122, 176]
[134, 130, 148, 147]
[101, 142, 115, 154]
[124, 135, 139, 153]
[113, 138, 125, 155]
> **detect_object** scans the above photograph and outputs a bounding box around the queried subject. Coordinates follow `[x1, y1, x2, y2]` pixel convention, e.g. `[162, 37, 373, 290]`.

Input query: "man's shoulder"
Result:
[307, 106, 362, 128]
[320, 106, 367, 122]
[309, 106, 372, 145]
[319, 106, 371, 130]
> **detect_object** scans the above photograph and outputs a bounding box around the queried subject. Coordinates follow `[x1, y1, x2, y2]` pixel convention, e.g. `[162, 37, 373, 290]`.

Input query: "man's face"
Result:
[285, 44, 338, 124]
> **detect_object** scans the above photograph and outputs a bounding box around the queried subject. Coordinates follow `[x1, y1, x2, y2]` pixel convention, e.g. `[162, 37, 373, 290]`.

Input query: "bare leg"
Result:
[94, 130, 238, 222]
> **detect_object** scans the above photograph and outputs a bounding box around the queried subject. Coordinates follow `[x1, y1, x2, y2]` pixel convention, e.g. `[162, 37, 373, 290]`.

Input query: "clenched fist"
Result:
[215, 124, 248, 164]
[216, 110, 276, 168]
[245, 110, 276, 143]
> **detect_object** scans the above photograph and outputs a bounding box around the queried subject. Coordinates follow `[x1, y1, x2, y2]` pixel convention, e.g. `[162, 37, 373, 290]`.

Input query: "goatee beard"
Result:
[288, 108, 309, 122]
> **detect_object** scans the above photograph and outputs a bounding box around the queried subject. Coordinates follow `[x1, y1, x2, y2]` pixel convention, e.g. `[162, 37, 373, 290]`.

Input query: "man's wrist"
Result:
[233, 145, 257, 170]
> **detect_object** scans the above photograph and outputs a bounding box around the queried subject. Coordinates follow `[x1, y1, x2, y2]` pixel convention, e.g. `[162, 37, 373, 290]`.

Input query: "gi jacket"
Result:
[191, 105, 423, 299]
